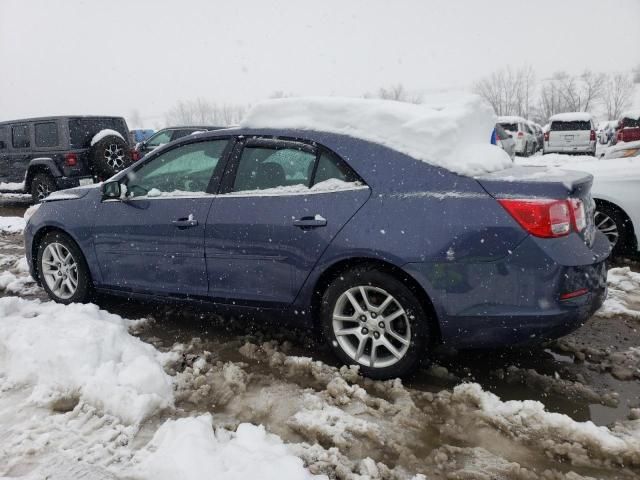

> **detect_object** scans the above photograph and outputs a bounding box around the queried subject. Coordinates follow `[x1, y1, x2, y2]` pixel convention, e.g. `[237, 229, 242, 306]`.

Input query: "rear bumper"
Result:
[403, 233, 610, 349]
[544, 143, 595, 154]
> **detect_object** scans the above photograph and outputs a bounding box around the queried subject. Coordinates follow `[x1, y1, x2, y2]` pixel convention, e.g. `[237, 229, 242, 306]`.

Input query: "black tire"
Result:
[595, 203, 636, 257]
[521, 142, 529, 157]
[89, 135, 131, 178]
[30, 172, 57, 203]
[36, 231, 92, 304]
[320, 267, 433, 379]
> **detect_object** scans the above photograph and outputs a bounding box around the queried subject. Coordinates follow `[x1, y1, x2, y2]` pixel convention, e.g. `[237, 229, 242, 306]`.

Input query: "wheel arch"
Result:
[30, 225, 88, 284]
[26, 158, 61, 189]
[309, 257, 442, 343]
[593, 197, 638, 253]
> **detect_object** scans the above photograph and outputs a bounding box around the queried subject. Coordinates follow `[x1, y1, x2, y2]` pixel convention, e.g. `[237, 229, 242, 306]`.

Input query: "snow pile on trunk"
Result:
[0, 216, 26, 234]
[0, 297, 173, 424]
[241, 95, 512, 177]
[91, 128, 125, 146]
[130, 414, 322, 480]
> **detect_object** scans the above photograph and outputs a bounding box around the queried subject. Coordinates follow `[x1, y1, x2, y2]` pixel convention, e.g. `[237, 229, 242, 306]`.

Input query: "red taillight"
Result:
[131, 150, 140, 162]
[517, 131, 524, 137]
[544, 131, 549, 142]
[590, 130, 596, 142]
[498, 199, 572, 238]
[560, 288, 588, 300]
[64, 153, 78, 166]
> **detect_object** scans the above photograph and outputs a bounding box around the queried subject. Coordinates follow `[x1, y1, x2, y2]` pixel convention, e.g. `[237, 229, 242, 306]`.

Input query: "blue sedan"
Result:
[24, 128, 609, 378]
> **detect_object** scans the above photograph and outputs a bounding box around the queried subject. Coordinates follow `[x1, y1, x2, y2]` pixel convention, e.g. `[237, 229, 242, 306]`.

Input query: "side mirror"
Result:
[102, 180, 122, 199]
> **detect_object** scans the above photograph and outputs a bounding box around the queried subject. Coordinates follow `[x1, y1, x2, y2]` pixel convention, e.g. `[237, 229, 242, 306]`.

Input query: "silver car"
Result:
[495, 123, 516, 160]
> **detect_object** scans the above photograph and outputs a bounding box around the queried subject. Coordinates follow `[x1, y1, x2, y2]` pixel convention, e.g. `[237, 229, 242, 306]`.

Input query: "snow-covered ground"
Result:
[1, 221, 640, 479]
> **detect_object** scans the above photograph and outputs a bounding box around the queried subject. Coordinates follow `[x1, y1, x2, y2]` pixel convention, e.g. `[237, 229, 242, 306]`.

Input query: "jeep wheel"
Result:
[30, 173, 57, 203]
[89, 135, 131, 178]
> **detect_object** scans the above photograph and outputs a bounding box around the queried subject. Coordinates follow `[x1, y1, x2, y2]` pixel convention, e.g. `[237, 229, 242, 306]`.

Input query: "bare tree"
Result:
[603, 73, 634, 120]
[164, 98, 246, 126]
[633, 64, 640, 84]
[552, 70, 606, 112]
[366, 84, 422, 103]
[472, 66, 535, 117]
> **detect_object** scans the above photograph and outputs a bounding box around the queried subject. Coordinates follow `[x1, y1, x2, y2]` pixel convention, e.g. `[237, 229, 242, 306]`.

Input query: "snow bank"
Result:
[131, 414, 322, 480]
[90, 128, 125, 146]
[0, 297, 173, 424]
[0, 181, 25, 192]
[0, 216, 26, 234]
[241, 95, 512, 177]
[549, 112, 593, 122]
[596, 267, 640, 320]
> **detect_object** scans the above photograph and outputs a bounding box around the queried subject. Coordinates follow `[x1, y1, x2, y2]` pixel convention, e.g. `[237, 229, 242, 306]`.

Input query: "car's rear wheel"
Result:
[594, 204, 635, 256]
[37, 231, 92, 304]
[30, 173, 57, 203]
[320, 267, 432, 379]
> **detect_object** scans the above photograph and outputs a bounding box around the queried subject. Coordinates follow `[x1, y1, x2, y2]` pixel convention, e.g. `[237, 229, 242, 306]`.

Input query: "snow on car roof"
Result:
[241, 95, 512, 177]
[497, 115, 527, 124]
[620, 110, 640, 120]
[549, 112, 593, 122]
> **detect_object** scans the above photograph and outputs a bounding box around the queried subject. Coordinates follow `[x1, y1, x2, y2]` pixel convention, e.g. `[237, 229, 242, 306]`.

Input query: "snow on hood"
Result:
[549, 112, 593, 122]
[91, 128, 125, 146]
[241, 95, 512, 177]
[0, 297, 173, 424]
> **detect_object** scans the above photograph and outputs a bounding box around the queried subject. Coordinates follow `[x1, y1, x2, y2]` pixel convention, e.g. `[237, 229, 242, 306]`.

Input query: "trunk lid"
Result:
[475, 166, 597, 246]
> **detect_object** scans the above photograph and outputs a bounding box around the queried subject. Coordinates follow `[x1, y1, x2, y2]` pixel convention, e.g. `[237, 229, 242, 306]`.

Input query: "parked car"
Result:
[135, 126, 224, 157]
[528, 121, 544, 151]
[130, 129, 155, 144]
[493, 123, 516, 160]
[25, 125, 609, 379]
[543, 112, 596, 156]
[497, 116, 537, 156]
[613, 111, 640, 144]
[516, 153, 640, 257]
[0, 116, 135, 202]
[597, 120, 617, 144]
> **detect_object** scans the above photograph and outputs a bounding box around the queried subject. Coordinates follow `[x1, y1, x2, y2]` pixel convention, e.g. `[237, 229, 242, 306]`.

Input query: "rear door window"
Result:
[12, 124, 30, 148]
[146, 130, 172, 148]
[499, 123, 518, 132]
[232, 144, 316, 192]
[313, 151, 359, 185]
[550, 121, 591, 131]
[34, 122, 59, 148]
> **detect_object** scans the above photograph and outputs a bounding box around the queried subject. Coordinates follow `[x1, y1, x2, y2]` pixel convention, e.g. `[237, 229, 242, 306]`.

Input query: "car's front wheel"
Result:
[320, 267, 433, 379]
[37, 231, 92, 304]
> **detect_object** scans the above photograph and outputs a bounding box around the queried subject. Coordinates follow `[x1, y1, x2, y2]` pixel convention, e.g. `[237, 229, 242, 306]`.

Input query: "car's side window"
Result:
[147, 130, 172, 148]
[34, 122, 59, 148]
[12, 124, 30, 149]
[126, 140, 228, 197]
[232, 146, 316, 192]
[313, 151, 359, 185]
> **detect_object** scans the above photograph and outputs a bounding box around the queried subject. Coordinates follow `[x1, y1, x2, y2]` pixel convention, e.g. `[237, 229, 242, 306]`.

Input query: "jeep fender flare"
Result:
[25, 158, 62, 187]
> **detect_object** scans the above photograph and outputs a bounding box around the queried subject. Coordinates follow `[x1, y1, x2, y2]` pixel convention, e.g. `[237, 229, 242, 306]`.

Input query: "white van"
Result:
[543, 112, 596, 156]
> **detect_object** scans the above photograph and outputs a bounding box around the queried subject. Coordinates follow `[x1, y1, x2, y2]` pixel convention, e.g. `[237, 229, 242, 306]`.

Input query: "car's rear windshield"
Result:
[550, 120, 591, 131]
[622, 117, 640, 128]
[68, 117, 129, 148]
[499, 123, 518, 132]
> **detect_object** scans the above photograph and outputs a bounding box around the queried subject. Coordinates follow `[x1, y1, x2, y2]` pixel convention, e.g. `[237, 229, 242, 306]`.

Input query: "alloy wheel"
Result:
[36, 182, 51, 201]
[41, 242, 79, 300]
[104, 143, 125, 169]
[594, 211, 619, 247]
[332, 286, 411, 369]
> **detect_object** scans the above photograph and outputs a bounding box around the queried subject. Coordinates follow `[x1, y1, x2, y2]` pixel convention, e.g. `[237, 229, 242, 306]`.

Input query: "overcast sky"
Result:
[1, 0, 638, 127]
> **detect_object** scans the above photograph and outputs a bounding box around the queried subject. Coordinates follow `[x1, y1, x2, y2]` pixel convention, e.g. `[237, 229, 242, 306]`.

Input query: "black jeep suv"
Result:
[0, 116, 135, 202]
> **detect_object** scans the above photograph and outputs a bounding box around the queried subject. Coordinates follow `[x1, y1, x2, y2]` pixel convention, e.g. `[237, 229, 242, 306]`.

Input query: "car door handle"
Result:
[293, 215, 327, 229]
[172, 217, 199, 229]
